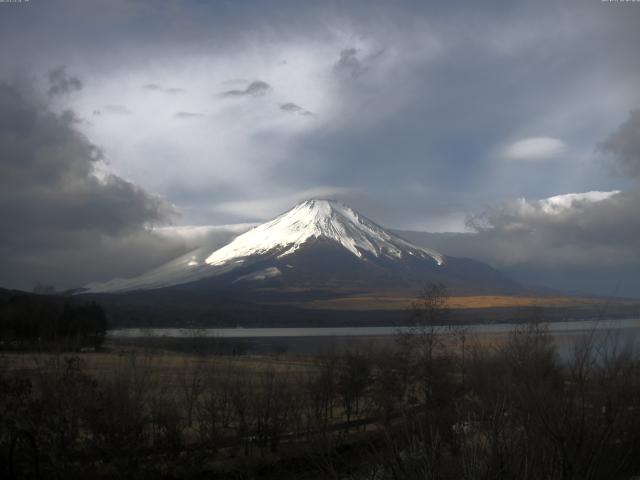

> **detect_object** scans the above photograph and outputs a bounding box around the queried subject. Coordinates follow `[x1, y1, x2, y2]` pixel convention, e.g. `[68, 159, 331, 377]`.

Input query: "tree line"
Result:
[0, 289, 107, 350]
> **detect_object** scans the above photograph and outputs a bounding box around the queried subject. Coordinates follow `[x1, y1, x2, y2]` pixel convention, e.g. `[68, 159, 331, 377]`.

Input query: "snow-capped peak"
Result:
[205, 199, 444, 266]
[83, 199, 445, 293]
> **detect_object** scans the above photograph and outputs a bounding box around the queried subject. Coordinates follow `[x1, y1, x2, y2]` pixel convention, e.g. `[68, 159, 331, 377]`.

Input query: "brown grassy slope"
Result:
[277, 294, 640, 311]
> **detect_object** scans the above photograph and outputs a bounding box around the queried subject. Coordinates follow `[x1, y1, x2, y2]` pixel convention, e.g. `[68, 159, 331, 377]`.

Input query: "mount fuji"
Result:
[85, 199, 520, 296]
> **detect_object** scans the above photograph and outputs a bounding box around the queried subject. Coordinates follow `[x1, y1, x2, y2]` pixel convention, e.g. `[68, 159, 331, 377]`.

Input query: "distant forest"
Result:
[0, 289, 107, 350]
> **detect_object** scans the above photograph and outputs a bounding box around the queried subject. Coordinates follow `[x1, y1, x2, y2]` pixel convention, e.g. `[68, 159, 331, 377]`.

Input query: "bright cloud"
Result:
[501, 137, 566, 161]
[212, 187, 358, 221]
[539, 190, 621, 214]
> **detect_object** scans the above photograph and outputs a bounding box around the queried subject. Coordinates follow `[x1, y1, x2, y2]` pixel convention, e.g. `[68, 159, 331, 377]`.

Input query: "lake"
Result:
[108, 318, 640, 339]
[106, 318, 640, 357]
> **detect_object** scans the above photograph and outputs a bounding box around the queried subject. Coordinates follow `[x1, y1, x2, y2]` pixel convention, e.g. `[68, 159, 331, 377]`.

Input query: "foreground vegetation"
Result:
[1, 288, 640, 479]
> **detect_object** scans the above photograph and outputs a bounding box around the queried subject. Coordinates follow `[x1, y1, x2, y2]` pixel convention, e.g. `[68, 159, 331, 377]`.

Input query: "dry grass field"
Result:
[3, 322, 640, 479]
[282, 294, 639, 311]
[0, 348, 316, 386]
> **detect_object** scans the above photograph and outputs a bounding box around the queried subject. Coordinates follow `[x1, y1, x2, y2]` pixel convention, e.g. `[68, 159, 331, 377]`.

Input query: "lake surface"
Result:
[108, 318, 640, 339]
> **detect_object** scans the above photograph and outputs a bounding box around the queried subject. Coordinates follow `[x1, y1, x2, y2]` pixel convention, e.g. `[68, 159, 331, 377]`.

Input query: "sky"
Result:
[1, 0, 640, 296]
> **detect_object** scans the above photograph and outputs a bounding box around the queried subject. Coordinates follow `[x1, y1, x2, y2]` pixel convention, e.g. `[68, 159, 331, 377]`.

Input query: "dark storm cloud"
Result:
[279, 102, 312, 116]
[0, 81, 182, 290]
[221, 80, 271, 97]
[600, 109, 640, 179]
[47, 66, 82, 97]
[174, 111, 205, 119]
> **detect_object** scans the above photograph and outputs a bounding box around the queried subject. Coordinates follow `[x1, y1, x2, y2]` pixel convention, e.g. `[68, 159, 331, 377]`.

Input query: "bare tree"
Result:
[337, 349, 372, 431]
[178, 357, 204, 428]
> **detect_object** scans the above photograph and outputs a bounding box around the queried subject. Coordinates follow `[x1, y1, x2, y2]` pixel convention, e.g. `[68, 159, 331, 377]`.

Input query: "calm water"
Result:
[108, 318, 640, 339]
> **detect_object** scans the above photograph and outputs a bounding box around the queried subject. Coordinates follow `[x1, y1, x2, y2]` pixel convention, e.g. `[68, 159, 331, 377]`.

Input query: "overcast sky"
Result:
[1, 0, 640, 296]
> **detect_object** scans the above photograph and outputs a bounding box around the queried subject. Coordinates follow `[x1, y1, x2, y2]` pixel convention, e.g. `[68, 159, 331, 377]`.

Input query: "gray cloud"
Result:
[332, 47, 385, 80]
[174, 111, 205, 119]
[47, 66, 82, 97]
[600, 109, 640, 179]
[143, 83, 185, 94]
[415, 189, 640, 297]
[333, 48, 365, 78]
[466, 192, 639, 265]
[0, 81, 180, 290]
[279, 102, 313, 116]
[399, 190, 640, 297]
[101, 104, 132, 115]
[221, 80, 271, 97]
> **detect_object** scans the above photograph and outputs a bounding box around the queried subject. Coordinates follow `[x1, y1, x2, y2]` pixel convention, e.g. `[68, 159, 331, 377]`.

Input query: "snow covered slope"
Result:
[205, 199, 444, 267]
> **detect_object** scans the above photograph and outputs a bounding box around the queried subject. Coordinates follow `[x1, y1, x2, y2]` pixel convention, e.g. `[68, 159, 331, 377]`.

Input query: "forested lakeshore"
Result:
[2, 288, 640, 479]
[0, 289, 108, 351]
